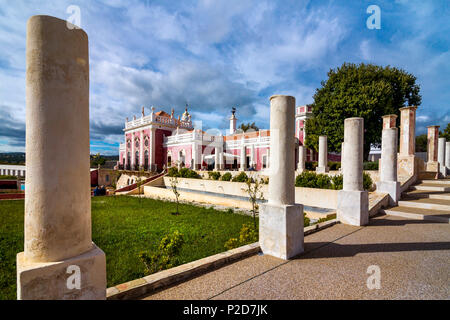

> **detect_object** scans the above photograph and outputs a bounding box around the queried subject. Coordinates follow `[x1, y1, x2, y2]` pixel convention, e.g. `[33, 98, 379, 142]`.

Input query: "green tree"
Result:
[440, 123, 450, 140]
[415, 134, 428, 152]
[238, 122, 259, 132]
[91, 153, 106, 167]
[305, 63, 421, 160]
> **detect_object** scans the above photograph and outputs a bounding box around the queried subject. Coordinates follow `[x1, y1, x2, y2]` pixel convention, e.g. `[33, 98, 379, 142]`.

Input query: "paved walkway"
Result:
[142, 214, 450, 300]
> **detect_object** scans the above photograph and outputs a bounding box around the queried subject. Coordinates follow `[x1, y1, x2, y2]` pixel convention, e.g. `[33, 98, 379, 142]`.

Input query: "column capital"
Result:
[399, 106, 417, 111]
[382, 114, 398, 129]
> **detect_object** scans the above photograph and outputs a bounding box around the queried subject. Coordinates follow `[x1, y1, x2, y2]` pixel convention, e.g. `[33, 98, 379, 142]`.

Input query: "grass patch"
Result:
[0, 196, 256, 300]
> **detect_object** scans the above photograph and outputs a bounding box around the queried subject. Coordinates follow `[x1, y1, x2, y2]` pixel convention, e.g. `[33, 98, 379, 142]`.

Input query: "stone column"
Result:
[337, 118, 369, 226]
[259, 95, 303, 260]
[382, 114, 397, 129]
[214, 147, 220, 171]
[446, 141, 450, 175]
[376, 126, 400, 205]
[297, 145, 305, 172]
[18, 15, 106, 300]
[150, 127, 156, 171]
[316, 135, 329, 173]
[399, 107, 416, 156]
[139, 130, 144, 169]
[426, 125, 440, 172]
[398, 107, 418, 178]
[240, 145, 246, 171]
[438, 138, 446, 177]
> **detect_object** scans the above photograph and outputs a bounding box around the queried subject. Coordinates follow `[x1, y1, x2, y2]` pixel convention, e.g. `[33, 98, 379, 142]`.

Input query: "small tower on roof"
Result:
[181, 103, 190, 122]
[230, 107, 237, 134]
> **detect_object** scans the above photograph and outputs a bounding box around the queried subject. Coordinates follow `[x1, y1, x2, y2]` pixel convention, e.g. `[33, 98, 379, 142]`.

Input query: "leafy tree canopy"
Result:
[238, 122, 259, 132]
[440, 123, 450, 141]
[305, 63, 421, 159]
[415, 134, 427, 152]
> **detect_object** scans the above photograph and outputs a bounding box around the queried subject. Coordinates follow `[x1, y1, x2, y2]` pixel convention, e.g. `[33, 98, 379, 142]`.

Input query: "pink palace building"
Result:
[118, 105, 336, 172]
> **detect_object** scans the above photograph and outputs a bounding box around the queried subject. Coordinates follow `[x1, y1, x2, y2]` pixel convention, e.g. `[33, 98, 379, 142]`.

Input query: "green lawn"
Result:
[0, 196, 256, 300]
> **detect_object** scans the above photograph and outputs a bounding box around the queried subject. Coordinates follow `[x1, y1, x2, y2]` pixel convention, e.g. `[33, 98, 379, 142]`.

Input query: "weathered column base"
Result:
[17, 243, 106, 300]
[397, 155, 418, 177]
[376, 181, 401, 206]
[439, 165, 447, 178]
[426, 161, 439, 173]
[316, 166, 329, 173]
[337, 190, 369, 226]
[259, 203, 304, 260]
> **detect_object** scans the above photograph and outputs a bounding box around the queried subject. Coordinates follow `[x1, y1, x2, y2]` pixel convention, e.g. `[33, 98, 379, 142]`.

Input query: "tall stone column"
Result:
[426, 125, 440, 172]
[150, 127, 156, 171]
[446, 141, 450, 175]
[297, 145, 305, 172]
[398, 106, 418, 178]
[139, 130, 144, 169]
[376, 126, 400, 205]
[438, 138, 446, 177]
[240, 145, 246, 171]
[18, 15, 106, 300]
[337, 118, 369, 226]
[259, 95, 303, 260]
[214, 147, 220, 171]
[316, 135, 329, 173]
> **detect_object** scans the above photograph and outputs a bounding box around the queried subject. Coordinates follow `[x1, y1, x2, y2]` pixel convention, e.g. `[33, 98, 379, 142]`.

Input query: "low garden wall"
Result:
[145, 177, 339, 210]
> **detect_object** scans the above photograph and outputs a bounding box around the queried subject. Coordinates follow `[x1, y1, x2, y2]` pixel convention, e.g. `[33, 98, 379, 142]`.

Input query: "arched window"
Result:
[144, 150, 149, 170]
[135, 151, 139, 170]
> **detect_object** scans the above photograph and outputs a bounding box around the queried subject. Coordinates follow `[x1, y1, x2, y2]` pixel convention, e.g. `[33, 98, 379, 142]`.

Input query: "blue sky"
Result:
[0, 0, 449, 155]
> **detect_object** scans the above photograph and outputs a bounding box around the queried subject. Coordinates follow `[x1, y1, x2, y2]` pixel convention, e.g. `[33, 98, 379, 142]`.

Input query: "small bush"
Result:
[139, 230, 185, 275]
[363, 172, 373, 191]
[167, 167, 180, 177]
[224, 223, 258, 250]
[363, 161, 379, 170]
[304, 213, 310, 227]
[221, 172, 232, 181]
[328, 161, 341, 170]
[232, 172, 248, 182]
[295, 171, 331, 189]
[305, 161, 318, 170]
[331, 174, 343, 190]
[208, 171, 221, 180]
[316, 174, 332, 189]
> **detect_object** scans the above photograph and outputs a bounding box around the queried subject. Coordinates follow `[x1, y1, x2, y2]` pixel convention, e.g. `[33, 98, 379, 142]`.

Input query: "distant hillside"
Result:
[0, 153, 118, 165]
[0, 153, 25, 165]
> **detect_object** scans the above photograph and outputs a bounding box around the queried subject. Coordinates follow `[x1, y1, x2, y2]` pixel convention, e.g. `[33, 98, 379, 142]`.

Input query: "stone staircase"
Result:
[382, 178, 450, 223]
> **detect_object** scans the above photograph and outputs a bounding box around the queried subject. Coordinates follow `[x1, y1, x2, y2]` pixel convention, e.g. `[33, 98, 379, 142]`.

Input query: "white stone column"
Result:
[139, 130, 143, 169]
[18, 15, 106, 300]
[337, 117, 369, 226]
[376, 127, 400, 205]
[297, 145, 305, 172]
[214, 147, 220, 171]
[259, 95, 303, 260]
[150, 127, 156, 171]
[398, 106, 418, 178]
[426, 125, 440, 172]
[240, 145, 246, 171]
[446, 141, 450, 175]
[316, 135, 329, 173]
[438, 137, 446, 177]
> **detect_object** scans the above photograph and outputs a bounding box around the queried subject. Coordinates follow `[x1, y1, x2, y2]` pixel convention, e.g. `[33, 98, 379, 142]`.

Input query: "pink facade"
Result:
[119, 106, 340, 172]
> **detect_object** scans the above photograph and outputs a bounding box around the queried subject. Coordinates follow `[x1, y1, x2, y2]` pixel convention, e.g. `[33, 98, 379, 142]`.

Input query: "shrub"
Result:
[363, 172, 373, 191]
[139, 230, 185, 274]
[295, 171, 331, 189]
[363, 161, 379, 170]
[224, 223, 258, 250]
[304, 213, 310, 227]
[328, 161, 341, 170]
[167, 167, 180, 177]
[208, 171, 221, 180]
[316, 174, 332, 189]
[331, 174, 343, 190]
[221, 172, 232, 181]
[232, 172, 248, 182]
[305, 161, 318, 170]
